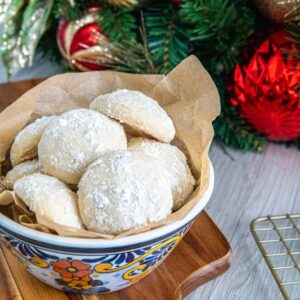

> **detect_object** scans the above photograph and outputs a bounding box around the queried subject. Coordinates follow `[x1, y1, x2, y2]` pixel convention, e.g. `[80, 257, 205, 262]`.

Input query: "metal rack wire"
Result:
[251, 214, 300, 300]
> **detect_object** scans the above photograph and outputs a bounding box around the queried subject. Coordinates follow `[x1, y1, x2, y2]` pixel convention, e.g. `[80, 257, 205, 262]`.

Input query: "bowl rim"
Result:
[0, 161, 214, 248]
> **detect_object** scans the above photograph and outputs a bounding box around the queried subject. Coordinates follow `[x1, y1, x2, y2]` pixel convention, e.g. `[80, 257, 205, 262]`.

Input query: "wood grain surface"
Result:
[188, 144, 300, 300]
[0, 79, 44, 110]
[0, 79, 231, 300]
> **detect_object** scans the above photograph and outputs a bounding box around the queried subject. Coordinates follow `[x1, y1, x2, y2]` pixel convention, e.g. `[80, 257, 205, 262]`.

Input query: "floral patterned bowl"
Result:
[0, 163, 214, 295]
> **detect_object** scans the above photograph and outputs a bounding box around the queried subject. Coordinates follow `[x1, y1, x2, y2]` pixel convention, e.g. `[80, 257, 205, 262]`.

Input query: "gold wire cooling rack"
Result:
[251, 214, 300, 300]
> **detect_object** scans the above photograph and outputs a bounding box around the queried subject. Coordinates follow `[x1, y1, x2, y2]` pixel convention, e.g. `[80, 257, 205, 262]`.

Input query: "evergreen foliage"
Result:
[53, 0, 89, 20]
[214, 106, 265, 152]
[288, 23, 300, 51]
[180, 0, 256, 75]
[97, 5, 137, 42]
[144, 2, 189, 74]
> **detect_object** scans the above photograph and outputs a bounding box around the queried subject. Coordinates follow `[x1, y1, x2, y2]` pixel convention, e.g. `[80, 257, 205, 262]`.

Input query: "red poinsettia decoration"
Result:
[230, 30, 300, 141]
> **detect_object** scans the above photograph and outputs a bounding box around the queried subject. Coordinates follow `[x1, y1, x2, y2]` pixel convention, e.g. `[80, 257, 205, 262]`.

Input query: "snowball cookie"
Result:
[10, 116, 56, 167]
[78, 150, 173, 234]
[128, 138, 196, 210]
[38, 109, 127, 184]
[3, 159, 44, 190]
[90, 89, 175, 143]
[13, 174, 83, 229]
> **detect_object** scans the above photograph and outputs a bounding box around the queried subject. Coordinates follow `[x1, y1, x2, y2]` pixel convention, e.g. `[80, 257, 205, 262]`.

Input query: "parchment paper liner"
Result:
[0, 55, 220, 239]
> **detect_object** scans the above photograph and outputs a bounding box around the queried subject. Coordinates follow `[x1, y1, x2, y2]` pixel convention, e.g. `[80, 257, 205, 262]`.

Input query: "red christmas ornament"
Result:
[57, 6, 107, 71]
[231, 30, 300, 142]
[172, 0, 181, 5]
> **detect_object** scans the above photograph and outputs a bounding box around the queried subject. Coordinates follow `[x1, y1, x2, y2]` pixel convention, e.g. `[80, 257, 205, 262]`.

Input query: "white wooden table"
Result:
[1, 58, 299, 300]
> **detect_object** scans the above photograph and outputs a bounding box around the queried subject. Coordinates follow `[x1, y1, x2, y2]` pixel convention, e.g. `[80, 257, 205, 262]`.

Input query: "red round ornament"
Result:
[172, 0, 181, 5]
[230, 30, 300, 142]
[57, 6, 107, 71]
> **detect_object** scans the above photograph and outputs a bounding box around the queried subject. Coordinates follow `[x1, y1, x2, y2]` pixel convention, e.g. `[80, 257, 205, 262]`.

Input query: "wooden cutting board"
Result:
[0, 79, 232, 300]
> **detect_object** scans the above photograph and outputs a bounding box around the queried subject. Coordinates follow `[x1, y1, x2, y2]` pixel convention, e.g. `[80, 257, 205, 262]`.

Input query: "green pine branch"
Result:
[53, 0, 90, 20]
[98, 6, 137, 42]
[214, 107, 265, 152]
[144, 2, 189, 74]
[180, 0, 256, 75]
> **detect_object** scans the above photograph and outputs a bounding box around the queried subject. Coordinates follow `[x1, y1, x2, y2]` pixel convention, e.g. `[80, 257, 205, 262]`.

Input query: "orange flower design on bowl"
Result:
[51, 259, 94, 290]
[68, 279, 93, 290]
[0, 221, 192, 294]
[51, 259, 92, 279]
[61, 275, 91, 283]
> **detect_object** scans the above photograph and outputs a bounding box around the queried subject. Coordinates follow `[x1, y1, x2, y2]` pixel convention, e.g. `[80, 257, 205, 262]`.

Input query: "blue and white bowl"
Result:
[0, 163, 214, 294]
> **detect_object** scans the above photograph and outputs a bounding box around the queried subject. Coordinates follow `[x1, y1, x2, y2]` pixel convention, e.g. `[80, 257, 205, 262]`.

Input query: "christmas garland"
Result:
[0, 0, 299, 152]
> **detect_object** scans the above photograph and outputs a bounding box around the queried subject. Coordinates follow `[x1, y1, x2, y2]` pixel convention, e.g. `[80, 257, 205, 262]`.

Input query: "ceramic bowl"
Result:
[0, 163, 214, 295]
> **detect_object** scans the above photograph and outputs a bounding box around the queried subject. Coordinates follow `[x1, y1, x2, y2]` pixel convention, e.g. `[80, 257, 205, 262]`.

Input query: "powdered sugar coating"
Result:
[128, 138, 196, 210]
[78, 150, 173, 234]
[10, 116, 56, 166]
[3, 159, 44, 190]
[90, 89, 175, 143]
[13, 174, 83, 229]
[38, 109, 127, 184]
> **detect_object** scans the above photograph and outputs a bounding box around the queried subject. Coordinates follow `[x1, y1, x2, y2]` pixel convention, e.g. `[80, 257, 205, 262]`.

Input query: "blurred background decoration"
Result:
[0, 0, 299, 152]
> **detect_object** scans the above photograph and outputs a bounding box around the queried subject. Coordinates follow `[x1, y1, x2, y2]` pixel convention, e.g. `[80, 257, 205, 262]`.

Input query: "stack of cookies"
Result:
[2, 89, 195, 235]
